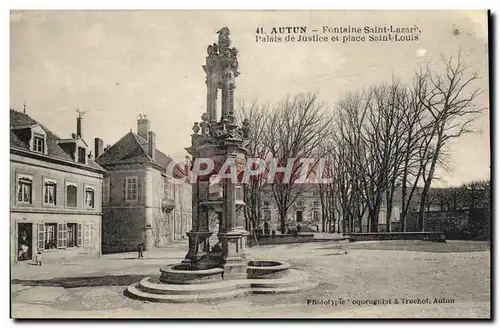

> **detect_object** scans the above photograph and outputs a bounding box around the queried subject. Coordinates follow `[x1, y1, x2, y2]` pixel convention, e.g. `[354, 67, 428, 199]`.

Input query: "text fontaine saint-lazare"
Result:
[255, 26, 420, 43]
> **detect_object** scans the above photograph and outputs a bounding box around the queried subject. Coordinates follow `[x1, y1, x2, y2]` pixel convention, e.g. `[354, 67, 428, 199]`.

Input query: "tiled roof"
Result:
[10, 109, 105, 172]
[95, 131, 186, 178]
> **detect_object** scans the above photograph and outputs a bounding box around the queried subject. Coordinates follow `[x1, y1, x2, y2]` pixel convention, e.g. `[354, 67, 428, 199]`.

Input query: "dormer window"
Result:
[33, 134, 45, 153]
[77, 147, 86, 164]
[27, 125, 47, 155]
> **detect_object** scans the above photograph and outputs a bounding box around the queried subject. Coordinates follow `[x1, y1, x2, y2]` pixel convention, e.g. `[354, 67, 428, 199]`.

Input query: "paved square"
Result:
[11, 240, 490, 318]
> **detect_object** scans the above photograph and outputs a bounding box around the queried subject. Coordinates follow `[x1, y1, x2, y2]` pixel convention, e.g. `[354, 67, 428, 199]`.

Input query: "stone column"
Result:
[229, 84, 235, 114]
[221, 71, 232, 117]
[206, 71, 218, 122]
[220, 152, 247, 280]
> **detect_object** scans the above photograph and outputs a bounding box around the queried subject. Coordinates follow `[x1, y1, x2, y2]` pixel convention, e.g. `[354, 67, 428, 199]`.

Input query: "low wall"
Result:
[248, 233, 315, 246]
[348, 232, 446, 243]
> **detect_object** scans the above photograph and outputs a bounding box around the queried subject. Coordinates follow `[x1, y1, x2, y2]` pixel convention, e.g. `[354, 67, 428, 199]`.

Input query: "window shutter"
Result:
[57, 223, 63, 248]
[84, 224, 89, 247]
[124, 178, 127, 201]
[57, 223, 67, 248]
[38, 224, 46, 250]
[77, 223, 82, 246]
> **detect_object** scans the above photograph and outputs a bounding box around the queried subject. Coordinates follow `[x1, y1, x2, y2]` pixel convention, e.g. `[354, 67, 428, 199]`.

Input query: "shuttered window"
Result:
[37, 223, 45, 250]
[125, 177, 138, 202]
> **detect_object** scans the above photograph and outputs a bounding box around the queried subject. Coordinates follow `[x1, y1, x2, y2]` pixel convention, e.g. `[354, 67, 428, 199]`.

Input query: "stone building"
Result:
[96, 115, 192, 253]
[10, 109, 105, 263]
[259, 184, 323, 231]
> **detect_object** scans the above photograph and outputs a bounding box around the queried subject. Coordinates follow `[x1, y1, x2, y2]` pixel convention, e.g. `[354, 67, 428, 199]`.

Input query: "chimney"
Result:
[137, 114, 150, 140]
[148, 131, 156, 161]
[76, 116, 82, 138]
[94, 138, 104, 159]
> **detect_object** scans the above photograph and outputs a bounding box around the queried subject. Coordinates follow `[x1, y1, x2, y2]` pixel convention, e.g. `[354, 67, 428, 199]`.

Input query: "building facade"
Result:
[96, 116, 192, 253]
[10, 109, 105, 263]
[259, 185, 323, 231]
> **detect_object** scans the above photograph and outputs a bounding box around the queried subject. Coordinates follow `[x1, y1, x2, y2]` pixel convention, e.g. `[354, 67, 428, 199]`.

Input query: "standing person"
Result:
[137, 242, 144, 258]
[297, 223, 301, 234]
[35, 251, 43, 266]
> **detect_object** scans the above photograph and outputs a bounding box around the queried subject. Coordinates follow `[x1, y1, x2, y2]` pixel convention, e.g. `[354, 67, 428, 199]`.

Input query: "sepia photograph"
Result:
[9, 10, 491, 319]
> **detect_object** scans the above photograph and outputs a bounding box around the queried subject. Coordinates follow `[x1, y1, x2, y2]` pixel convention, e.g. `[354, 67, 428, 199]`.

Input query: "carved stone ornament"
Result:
[217, 27, 231, 49]
[192, 122, 200, 134]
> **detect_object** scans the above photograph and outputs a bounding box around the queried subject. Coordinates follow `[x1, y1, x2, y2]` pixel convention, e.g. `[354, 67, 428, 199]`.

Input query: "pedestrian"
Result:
[271, 229, 276, 237]
[297, 223, 301, 234]
[137, 242, 144, 258]
[35, 251, 42, 266]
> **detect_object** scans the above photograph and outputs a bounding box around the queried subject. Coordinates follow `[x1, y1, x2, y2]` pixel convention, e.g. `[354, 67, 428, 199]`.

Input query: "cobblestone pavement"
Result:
[11, 240, 491, 318]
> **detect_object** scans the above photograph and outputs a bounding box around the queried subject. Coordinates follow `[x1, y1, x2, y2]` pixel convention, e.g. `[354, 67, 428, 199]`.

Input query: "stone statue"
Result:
[224, 67, 235, 82]
[217, 27, 231, 49]
[231, 47, 238, 58]
[241, 119, 250, 139]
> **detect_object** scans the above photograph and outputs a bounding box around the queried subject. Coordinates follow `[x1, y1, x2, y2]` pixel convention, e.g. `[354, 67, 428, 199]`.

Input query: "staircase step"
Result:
[138, 277, 249, 295]
[126, 284, 250, 303]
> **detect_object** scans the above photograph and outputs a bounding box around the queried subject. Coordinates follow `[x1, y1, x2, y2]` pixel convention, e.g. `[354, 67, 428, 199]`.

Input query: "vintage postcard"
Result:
[10, 10, 490, 319]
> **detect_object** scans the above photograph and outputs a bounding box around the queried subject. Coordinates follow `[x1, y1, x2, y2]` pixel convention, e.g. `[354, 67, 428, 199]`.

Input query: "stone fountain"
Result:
[126, 27, 317, 303]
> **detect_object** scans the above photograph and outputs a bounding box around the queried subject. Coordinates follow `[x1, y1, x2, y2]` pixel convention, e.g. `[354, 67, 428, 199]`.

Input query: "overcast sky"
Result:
[10, 10, 489, 186]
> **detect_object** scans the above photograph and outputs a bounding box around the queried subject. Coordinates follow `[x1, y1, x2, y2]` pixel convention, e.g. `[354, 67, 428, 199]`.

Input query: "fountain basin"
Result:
[160, 265, 224, 284]
[246, 260, 291, 279]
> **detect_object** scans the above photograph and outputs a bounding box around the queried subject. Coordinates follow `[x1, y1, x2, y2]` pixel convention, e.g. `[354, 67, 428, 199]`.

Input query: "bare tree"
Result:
[266, 93, 333, 234]
[415, 54, 484, 231]
[237, 100, 270, 241]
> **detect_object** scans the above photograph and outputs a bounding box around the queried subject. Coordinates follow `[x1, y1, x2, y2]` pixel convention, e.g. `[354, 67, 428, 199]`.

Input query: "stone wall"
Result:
[248, 233, 315, 246]
[404, 209, 490, 240]
[348, 232, 446, 242]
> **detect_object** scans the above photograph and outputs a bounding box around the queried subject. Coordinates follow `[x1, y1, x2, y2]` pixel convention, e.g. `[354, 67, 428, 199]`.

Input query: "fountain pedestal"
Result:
[221, 231, 247, 280]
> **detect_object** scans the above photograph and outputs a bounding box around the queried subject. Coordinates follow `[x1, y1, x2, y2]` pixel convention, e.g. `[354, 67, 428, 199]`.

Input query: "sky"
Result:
[10, 10, 490, 187]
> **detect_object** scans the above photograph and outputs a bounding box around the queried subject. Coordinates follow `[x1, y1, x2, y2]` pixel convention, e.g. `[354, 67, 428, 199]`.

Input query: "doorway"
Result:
[296, 211, 303, 223]
[17, 223, 33, 261]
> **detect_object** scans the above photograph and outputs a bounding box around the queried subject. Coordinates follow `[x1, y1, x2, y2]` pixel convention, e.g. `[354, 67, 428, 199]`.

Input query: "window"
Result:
[38, 223, 82, 250]
[33, 135, 45, 153]
[102, 178, 110, 204]
[17, 175, 33, 204]
[77, 147, 86, 164]
[264, 210, 271, 221]
[66, 182, 77, 207]
[67, 223, 77, 247]
[125, 177, 138, 201]
[85, 187, 95, 208]
[313, 210, 320, 221]
[312, 192, 319, 197]
[45, 223, 57, 249]
[313, 200, 320, 207]
[44, 179, 57, 205]
[263, 200, 270, 206]
[296, 200, 303, 207]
